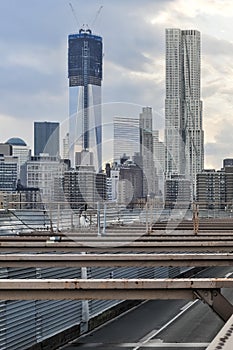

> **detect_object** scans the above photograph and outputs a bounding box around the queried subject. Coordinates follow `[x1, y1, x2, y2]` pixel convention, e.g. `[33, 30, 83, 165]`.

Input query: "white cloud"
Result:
[0, 113, 31, 146]
[152, 0, 233, 24]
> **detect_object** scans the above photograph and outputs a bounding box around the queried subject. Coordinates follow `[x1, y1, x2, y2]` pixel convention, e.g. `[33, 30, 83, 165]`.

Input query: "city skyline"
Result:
[0, 1, 233, 169]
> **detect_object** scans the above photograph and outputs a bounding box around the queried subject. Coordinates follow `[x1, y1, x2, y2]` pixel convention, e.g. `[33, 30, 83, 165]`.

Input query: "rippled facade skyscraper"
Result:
[165, 29, 204, 196]
[68, 28, 103, 170]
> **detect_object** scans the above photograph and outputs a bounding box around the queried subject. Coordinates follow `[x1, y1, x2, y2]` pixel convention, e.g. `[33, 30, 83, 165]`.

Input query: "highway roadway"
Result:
[59, 266, 233, 350]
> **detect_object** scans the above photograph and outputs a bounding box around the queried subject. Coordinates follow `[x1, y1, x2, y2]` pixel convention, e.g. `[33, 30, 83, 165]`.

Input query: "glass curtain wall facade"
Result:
[68, 29, 103, 171]
[34, 122, 60, 157]
[113, 117, 140, 163]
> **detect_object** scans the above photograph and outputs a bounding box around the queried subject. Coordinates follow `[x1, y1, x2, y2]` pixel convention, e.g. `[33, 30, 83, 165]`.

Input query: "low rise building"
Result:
[196, 169, 225, 209]
[164, 175, 191, 209]
[21, 154, 68, 203]
[0, 155, 18, 192]
[63, 165, 106, 209]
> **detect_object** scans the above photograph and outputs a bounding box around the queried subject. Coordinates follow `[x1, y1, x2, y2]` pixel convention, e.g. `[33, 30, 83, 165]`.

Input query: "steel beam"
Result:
[4, 232, 233, 241]
[1, 253, 233, 268]
[51, 233, 233, 240]
[0, 278, 232, 300]
[1, 241, 233, 253]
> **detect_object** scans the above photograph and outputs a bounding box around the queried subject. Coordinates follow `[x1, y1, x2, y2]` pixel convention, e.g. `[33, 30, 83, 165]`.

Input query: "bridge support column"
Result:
[81, 252, 89, 334]
[193, 203, 199, 235]
[194, 289, 233, 322]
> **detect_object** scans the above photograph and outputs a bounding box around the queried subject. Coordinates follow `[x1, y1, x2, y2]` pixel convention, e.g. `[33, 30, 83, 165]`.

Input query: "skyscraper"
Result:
[139, 107, 158, 197]
[34, 122, 60, 157]
[68, 28, 103, 170]
[165, 29, 204, 195]
[153, 130, 165, 195]
[62, 132, 69, 159]
[113, 117, 140, 163]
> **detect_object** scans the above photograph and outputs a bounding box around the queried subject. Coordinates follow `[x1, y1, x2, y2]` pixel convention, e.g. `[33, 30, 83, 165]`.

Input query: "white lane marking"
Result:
[225, 272, 233, 278]
[69, 341, 210, 347]
[141, 343, 209, 348]
[132, 300, 199, 350]
[180, 301, 195, 311]
[142, 343, 209, 348]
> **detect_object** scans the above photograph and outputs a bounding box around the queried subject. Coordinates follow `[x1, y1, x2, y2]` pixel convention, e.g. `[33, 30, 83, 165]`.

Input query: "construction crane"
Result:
[69, 3, 103, 33]
[91, 5, 103, 28]
[69, 2, 80, 29]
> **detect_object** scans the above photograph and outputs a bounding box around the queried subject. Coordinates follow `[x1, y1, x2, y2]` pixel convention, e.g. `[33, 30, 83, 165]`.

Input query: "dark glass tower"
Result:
[34, 121, 60, 157]
[68, 28, 103, 170]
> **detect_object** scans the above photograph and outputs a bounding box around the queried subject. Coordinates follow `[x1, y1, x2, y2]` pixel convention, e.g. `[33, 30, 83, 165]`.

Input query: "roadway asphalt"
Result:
[59, 266, 233, 350]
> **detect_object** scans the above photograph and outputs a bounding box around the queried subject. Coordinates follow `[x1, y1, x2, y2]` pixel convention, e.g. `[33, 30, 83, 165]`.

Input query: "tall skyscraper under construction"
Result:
[165, 29, 204, 196]
[68, 28, 103, 170]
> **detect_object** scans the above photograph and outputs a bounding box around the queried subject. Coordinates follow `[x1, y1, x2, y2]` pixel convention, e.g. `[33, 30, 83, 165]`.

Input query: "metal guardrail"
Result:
[2, 205, 233, 348]
[1, 240, 233, 252]
[0, 252, 233, 268]
[0, 277, 231, 300]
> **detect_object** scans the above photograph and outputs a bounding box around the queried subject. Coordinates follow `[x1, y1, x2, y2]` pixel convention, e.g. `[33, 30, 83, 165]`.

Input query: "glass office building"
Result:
[113, 117, 140, 163]
[68, 29, 103, 170]
[34, 121, 60, 157]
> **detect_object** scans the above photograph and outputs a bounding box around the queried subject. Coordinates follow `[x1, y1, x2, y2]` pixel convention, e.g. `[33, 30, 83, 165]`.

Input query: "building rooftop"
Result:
[6, 137, 27, 147]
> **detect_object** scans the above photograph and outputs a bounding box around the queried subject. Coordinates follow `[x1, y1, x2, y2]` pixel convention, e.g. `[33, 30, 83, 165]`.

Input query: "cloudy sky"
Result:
[1, 0, 233, 169]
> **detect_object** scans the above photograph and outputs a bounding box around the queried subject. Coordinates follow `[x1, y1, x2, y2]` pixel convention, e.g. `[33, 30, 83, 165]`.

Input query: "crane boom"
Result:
[91, 5, 103, 27]
[69, 2, 80, 29]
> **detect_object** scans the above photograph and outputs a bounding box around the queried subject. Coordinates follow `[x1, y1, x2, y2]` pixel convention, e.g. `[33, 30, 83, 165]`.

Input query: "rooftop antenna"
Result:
[69, 2, 81, 30]
[91, 5, 103, 28]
